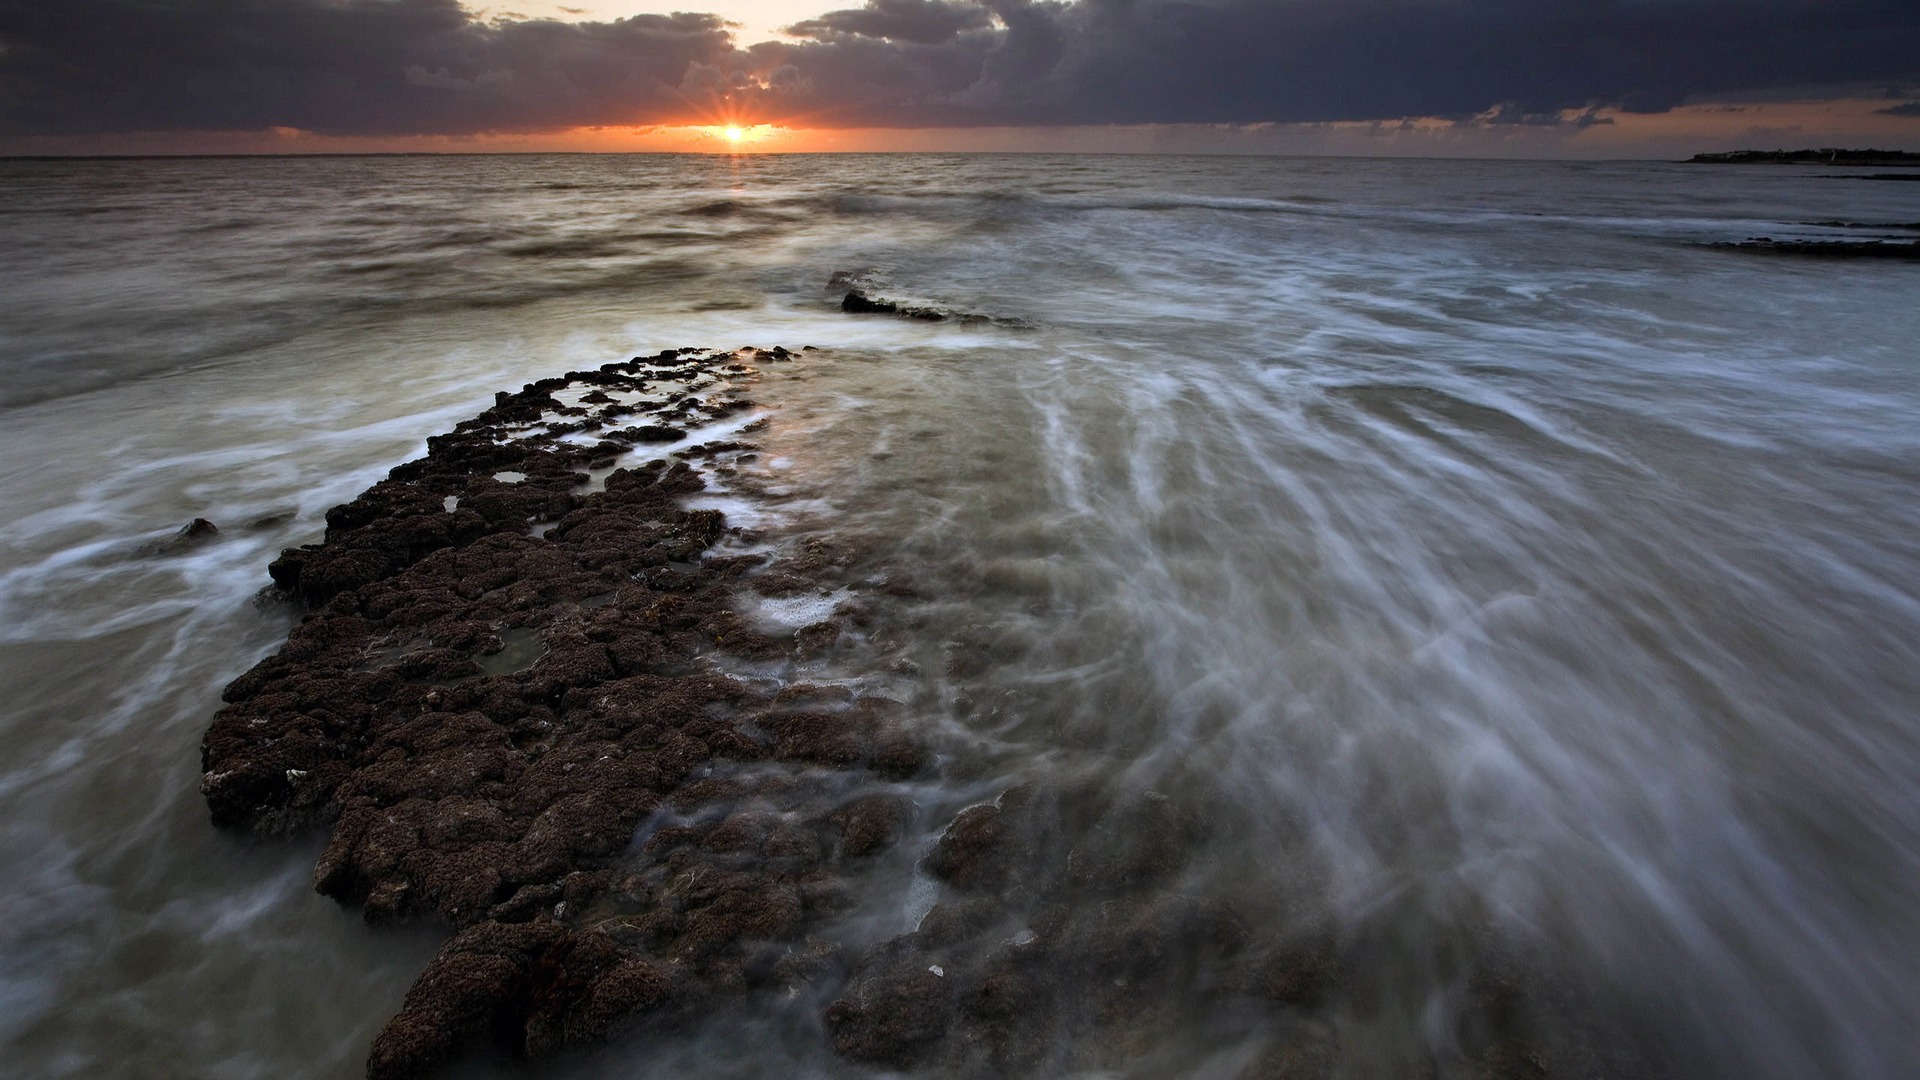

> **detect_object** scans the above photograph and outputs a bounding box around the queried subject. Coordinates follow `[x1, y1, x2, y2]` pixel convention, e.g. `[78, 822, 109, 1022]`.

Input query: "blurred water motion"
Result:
[2, 154, 1918, 1077]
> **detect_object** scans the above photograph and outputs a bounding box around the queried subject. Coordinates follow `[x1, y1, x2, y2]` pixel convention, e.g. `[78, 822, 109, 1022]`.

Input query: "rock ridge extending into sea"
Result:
[203, 346, 1565, 1079]
[203, 347, 943, 1076]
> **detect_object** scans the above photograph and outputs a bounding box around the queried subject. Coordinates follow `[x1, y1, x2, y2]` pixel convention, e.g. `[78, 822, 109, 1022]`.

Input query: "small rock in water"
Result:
[610, 424, 686, 443]
[139, 517, 222, 557]
[841, 289, 901, 315]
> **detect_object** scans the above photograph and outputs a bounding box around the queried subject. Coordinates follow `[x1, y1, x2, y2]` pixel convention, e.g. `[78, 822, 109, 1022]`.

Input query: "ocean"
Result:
[2, 153, 1918, 1078]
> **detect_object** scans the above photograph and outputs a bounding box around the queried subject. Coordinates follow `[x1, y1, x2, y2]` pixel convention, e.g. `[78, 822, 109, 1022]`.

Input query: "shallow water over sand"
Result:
[2, 154, 1919, 1077]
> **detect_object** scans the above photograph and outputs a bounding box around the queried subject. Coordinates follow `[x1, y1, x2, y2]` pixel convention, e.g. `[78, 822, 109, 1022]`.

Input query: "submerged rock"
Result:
[139, 516, 221, 557]
[831, 270, 1029, 326]
[842, 288, 946, 320]
[826, 776, 1574, 1078]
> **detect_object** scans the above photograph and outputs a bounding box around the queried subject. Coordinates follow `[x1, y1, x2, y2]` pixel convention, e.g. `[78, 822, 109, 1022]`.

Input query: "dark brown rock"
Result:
[829, 795, 915, 857]
[610, 424, 687, 443]
[824, 934, 960, 1068]
[139, 516, 223, 557]
[199, 349, 939, 1078]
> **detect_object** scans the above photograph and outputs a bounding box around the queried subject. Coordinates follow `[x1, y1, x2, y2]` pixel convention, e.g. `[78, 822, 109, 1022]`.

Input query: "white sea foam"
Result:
[745, 588, 853, 631]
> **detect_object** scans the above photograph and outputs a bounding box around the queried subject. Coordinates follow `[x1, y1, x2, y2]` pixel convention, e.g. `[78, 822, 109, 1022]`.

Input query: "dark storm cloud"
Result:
[786, 0, 994, 46]
[748, 0, 1920, 125]
[2, 0, 1918, 136]
[1879, 102, 1920, 117]
[721, 0, 1920, 129]
[0, 0, 736, 135]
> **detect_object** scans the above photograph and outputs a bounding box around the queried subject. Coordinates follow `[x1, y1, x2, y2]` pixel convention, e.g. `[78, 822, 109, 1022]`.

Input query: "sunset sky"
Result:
[2, 0, 1917, 156]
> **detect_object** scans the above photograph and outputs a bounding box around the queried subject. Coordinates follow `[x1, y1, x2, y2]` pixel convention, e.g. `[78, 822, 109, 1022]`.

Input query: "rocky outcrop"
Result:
[1710, 238, 1920, 259]
[202, 347, 930, 1077]
[841, 288, 952, 321]
[204, 345, 1565, 1079]
[829, 269, 1029, 326]
[1686, 149, 1920, 166]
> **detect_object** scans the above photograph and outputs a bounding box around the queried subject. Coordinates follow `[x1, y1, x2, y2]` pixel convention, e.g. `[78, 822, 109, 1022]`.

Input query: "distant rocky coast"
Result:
[1686, 148, 1920, 167]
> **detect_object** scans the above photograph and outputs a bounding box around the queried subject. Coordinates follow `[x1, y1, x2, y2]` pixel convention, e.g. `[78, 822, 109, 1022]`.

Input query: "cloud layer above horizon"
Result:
[1, 0, 1917, 138]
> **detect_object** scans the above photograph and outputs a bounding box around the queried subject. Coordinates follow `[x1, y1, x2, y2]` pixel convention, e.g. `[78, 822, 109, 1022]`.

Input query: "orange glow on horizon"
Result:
[4, 97, 1915, 157]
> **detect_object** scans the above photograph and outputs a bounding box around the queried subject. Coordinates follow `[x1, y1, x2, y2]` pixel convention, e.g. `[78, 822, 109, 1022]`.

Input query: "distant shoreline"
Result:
[1687, 149, 1920, 167]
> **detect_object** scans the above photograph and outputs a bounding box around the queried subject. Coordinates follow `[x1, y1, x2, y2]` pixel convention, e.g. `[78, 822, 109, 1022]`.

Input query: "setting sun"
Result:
[682, 122, 791, 152]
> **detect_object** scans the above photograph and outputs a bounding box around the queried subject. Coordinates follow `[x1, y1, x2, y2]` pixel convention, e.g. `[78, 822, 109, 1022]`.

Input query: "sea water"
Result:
[2, 153, 1918, 1077]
